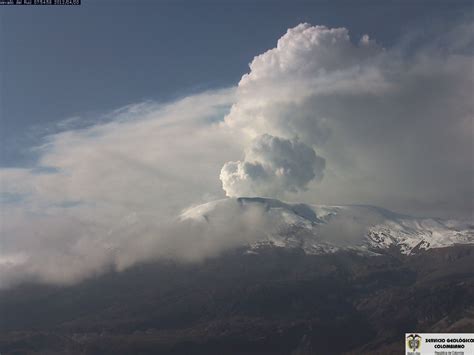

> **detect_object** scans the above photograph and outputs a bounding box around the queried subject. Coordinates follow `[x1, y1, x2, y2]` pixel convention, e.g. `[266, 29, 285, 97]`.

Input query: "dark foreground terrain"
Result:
[1, 246, 473, 354]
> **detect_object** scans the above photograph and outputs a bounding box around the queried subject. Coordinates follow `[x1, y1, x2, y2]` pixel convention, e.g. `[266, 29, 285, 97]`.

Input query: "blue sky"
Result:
[0, 0, 470, 166]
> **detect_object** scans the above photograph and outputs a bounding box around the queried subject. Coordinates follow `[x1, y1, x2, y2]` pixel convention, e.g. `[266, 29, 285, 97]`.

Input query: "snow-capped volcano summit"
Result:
[181, 197, 474, 255]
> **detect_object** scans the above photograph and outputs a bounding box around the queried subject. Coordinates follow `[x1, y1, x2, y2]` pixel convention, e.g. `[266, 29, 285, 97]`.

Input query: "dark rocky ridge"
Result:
[1, 245, 473, 354]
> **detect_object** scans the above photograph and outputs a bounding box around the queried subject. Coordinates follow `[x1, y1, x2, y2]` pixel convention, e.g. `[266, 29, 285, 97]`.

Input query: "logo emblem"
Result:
[406, 334, 421, 351]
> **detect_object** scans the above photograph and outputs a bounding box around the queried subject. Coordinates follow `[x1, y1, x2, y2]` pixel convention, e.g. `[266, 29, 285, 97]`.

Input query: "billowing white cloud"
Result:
[223, 24, 385, 143]
[220, 23, 473, 216]
[220, 134, 325, 197]
[219, 23, 382, 196]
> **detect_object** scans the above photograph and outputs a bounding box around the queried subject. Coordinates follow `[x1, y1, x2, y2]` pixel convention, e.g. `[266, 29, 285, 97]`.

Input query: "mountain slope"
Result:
[1, 246, 473, 355]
